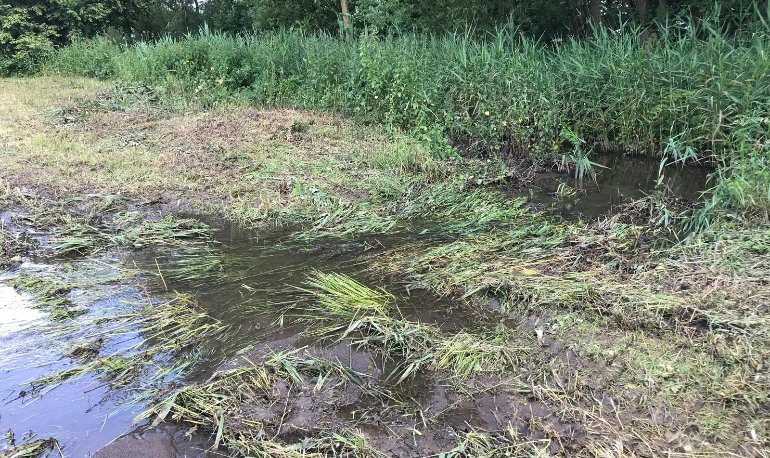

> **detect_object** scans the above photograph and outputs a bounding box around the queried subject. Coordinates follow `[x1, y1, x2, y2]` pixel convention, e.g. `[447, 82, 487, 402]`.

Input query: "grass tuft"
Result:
[301, 271, 394, 320]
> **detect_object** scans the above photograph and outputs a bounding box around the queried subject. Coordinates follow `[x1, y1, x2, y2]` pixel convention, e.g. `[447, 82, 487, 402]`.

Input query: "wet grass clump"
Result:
[0, 228, 35, 268]
[0, 436, 59, 458]
[28, 294, 232, 396]
[293, 272, 524, 382]
[115, 216, 215, 248]
[301, 270, 394, 320]
[139, 349, 385, 457]
[9, 275, 84, 320]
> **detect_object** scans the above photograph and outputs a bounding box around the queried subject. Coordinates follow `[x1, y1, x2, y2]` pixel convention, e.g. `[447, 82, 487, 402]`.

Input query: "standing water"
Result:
[0, 226, 460, 456]
[516, 153, 711, 219]
[0, 157, 711, 456]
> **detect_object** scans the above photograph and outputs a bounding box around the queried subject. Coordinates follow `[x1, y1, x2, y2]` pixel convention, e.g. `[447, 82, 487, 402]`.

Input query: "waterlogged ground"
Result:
[0, 217, 479, 456]
[515, 152, 710, 219]
[0, 258, 149, 456]
[0, 77, 768, 457]
[0, 223, 448, 456]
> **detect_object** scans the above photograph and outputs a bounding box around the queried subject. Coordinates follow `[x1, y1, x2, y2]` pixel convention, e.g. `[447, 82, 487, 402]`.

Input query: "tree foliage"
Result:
[0, 0, 200, 75]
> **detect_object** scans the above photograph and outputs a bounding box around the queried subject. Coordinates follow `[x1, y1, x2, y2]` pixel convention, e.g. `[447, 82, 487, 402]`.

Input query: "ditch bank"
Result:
[1, 78, 766, 457]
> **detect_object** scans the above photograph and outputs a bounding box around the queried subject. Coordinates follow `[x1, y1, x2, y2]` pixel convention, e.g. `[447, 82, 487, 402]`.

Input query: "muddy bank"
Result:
[93, 425, 211, 458]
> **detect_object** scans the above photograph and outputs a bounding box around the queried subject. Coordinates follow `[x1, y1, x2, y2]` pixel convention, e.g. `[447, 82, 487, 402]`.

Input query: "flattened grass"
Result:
[51, 215, 215, 256]
[28, 294, 231, 396]
[0, 437, 60, 458]
[367, 192, 770, 455]
[293, 272, 526, 382]
[9, 275, 84, 320]
[140, 349, 384, 457]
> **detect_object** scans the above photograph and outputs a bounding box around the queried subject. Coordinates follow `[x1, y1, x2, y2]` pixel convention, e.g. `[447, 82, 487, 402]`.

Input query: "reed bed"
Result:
[48, 15, 770, 217]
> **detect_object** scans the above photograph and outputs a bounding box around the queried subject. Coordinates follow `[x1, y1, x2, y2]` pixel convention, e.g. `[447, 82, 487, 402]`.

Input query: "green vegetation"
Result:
[0, 0, 205, 76]
[3, 0, 763, 77]
[2, 0, 769, 454]
[46, 14, 770, 220]
[29, 293, 231, 395]
[1, 72, 768, 456]
[0, 77, 456, 230]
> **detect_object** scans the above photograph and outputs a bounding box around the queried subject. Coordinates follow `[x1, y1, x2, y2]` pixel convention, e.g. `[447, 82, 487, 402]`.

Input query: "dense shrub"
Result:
[0, 5, 56, 75]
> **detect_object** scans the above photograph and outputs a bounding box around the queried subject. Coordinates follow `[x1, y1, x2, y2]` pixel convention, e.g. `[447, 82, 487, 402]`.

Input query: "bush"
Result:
[0, 5, 56, 75]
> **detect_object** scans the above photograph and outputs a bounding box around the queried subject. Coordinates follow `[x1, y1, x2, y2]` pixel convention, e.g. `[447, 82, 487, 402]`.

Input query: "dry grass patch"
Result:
[0, 78, 436, 227]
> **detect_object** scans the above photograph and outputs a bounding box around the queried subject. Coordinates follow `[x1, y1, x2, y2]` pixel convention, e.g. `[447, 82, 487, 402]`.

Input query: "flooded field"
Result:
[0, 156, 712, 456]
[1, 78, 767, 457]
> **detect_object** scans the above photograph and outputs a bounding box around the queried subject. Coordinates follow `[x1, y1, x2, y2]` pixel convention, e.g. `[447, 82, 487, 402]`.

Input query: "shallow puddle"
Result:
[518, 153, 711, 219]
[0, 224, 462, 456]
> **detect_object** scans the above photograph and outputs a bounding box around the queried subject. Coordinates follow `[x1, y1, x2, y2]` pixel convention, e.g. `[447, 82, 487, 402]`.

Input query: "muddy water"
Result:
[0, 262, 149, 457]
[0, 157, 712, 456]
[0, 226, 462, 456]
[126, 225, 475, 374]
[518, 154, 711, 219]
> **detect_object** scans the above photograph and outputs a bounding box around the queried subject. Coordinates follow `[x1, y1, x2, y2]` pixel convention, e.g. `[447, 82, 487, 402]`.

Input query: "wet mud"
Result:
[0, 156, 722, 457]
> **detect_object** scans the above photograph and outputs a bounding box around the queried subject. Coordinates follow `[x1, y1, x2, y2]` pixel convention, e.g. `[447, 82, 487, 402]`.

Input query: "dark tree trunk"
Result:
[588, 0, 602, 27]
[340, 0, 351, 39]
[635, 0, 649, 19]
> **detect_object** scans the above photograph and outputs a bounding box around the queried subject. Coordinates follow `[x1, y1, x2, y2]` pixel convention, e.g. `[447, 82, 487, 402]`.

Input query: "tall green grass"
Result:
[48, 16, 770, 217]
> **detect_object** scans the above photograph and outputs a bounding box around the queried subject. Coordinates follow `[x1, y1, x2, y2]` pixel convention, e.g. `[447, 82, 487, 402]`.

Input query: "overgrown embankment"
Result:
[48, 20, 770, 217]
